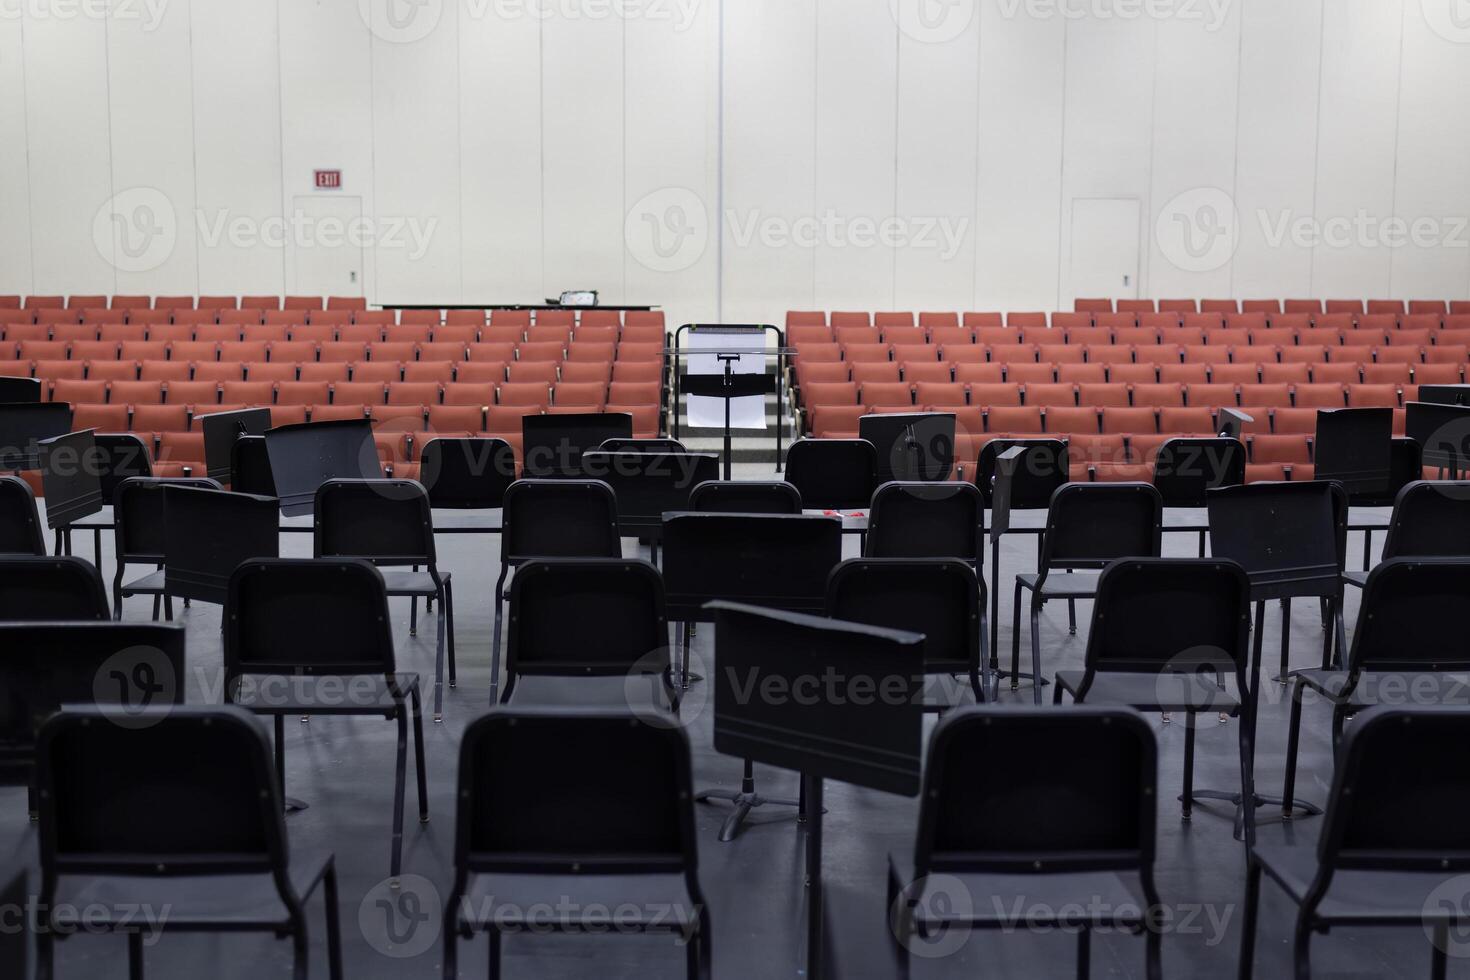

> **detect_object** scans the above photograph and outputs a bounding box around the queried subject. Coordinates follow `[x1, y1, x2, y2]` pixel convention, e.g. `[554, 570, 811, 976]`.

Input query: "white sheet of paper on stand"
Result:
[686, 329, 768, 430]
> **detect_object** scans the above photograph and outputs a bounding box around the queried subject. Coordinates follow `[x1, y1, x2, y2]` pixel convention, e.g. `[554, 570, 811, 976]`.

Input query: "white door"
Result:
[291, 195, 364, 298]
[1066, 198, 1140, 306]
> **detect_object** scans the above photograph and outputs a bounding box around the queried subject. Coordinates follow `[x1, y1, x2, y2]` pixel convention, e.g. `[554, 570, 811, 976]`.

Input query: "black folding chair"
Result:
[887, 705, 1162, 980]
[418, 436, 517, 510]
[827, 557, 986, 707]
[1053, 558, 1257, 838]
[313, 478, 456, 720]
[1241, 705, 1470, 980]
[1149, 436, 1245, 510]
[1010, 483, 1163, 704]
[1281, 558, 1470, 818]
[500, 558, 675, 713]
[689, 479, 801, 514]
[1344, 480, 1470, 590]
[0, 621, 184, 820]
[0, 556, 110, 621]
[0, 474, 45, 556]
[492, 479, 622, 696]
[865, 480, 984, 565]
[111, 476, 222, 620]
[443, 708, 710, 980]
[225, 558, 427, 880]
[34, 705, 343, 980]
[93, 433, 153, 499]
[662, 512, 843, 840]
[783, 437, 877, 510]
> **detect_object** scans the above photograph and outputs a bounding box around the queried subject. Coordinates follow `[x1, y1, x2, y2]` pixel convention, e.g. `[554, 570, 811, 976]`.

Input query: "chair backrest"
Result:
[1149, 437, 1245, 507]
[0, 622, 185, 779]
[0, 557, 110, 621]
[0, 476, 45, 556]
[505, 559, 667, 680]
[1316, 706, 1470, 873]
[1039, 483, 1163, 571]
[865, 481, 984, 564]
[975, 438, 1069, 510]
[827, 558, 980, 676]
[418, 437, 517, 509]
[1345, 558, 1470, 675]
[454, 708, 698, 877]
[314, 478, 436, 566]
[36, 705, 291, 879]
[501, 479, 622, 564]
[1077, 558, 1250, 688]
[915, 706, 1157, 876]
[1381, 481, 1470, 560]
[225, 558, 395, 681]
[1207, 480, 1348, 598]
[783, 438, 877, 511]
[579, 451, 720, 533]
[113, 476, 223, 561]
[689, 480, 802, 514]
[92, 434, 154, 501]
[661, 512, 843, 619]
[599, 437, 686, 454]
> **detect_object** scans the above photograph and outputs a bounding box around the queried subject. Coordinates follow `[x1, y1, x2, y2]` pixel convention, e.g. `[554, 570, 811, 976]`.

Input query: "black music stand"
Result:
[578, 450, 718, 552]
[230, 435, 276, 497]
[199, 407, 272, 484]
[521, 413, 633, 479]
[262, 419, 379, 516]
[662, 512, 844, 840]
[0, 402, 72, 472]
[1314, 407, 1392, 498]
[0, 376, 42, 403]
[38, 429, 104, 553]
[683, 360, 775, 480]
[1406, 401, 1470, 478]
[859, 412, 956, 483]
[1216, 407, 1254, 440]
[163, 484, 279, 605]
[710, 600, 923, 980]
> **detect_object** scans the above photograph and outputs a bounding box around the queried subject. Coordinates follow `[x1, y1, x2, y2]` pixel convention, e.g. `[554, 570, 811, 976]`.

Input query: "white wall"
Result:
[1, 0, 1468, 317]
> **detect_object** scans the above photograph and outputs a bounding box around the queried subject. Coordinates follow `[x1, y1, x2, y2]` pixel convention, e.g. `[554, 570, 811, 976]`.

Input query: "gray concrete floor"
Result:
[0, 477, 1444, 979]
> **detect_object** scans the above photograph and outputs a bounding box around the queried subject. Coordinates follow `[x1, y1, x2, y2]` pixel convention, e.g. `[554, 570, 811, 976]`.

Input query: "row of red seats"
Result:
[789, 318, 1466, 347]
[48, 379, 661, 410]
[786, 299, 1470, 327]
[7, 358, 662, 386]
[0, 339, 664, 365]
[793, 359, 1457, 388]
[0, 294, 364, 310]
[0, 321, 666, 345]
[801, 380, 1413, 412]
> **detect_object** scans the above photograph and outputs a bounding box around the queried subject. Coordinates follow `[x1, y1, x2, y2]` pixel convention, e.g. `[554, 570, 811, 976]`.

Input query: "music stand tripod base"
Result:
[695, 759, 801, 842]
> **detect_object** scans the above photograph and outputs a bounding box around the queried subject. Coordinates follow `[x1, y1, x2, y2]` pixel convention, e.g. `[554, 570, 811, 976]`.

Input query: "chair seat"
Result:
[120, 569, 166, 595]
[457, 870, 698, 932]
[1254, 843, 1470, 923]
[1016, 571, 1101, 599]
[380, 570, 444, 596]
[50, 853, 333, 929]
[1295, 668, 1470, 708]
[229, 672, 420, 715]
[1342, 569, 1368, 589]
[504, 673, 676, 713]
[1055, 669, 1241, 714]
[887, 853, 1149, 930]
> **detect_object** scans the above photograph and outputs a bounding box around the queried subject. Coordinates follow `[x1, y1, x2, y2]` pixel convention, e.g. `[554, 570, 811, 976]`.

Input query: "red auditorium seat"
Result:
[830, 312, 872, 329]
[986, 406, 1043, 435]
[1283, 299, 1323, 314]
[1264, 363, 1313, 384]
[1158, 363, 1208, 384]
[954, 363, 1004, 385]
[1006, 312, 1047, 328]
[919, 312, 959, 329]
[1241, 300, 1280, 315]
[1074, 299, 1112, 314]
[1057, 364, 1106, 384]
[963, 312, 1004, 328]
[87, 361, 136, 382]
[1199, 300, 1238, 314]
[1024, 382, 1076, 407]
[403, 361, 456, 384]
[1324, 299, 1364, 315]
[552, 382, 607, 409]
[1006, 363, 1054, 384]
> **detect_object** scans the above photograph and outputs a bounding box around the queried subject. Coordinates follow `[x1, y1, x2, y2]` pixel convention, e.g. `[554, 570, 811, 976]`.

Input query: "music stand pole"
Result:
[717, 353, 738, 481]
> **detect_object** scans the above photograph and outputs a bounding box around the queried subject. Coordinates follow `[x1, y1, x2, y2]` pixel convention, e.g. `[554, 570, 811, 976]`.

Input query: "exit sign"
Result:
[314, 169, 342, 189]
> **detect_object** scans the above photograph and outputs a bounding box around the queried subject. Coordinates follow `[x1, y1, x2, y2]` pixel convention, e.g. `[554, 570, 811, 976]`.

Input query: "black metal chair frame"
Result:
[33, 705, 343, 980]
[887, 705, 1162, 980]
[1343, 479, 1470, 591]
[443, 707, 711, 980]
[1010, 482, 1164, 704]
[0, 473, 46, 557]
[1240, 705, 1470, 980]
[491, 479, 623, 699]
[224, 558, 428, 882]
[417, 436, 517, 510]
[111, 476, 222, 620]
[1053, 557, 1257, 841]
[0, 555, 111, 623]
[313, 478, 456, 721]
[827, 556, 988, 708]
[782, 437, 878, 511]
[689, 479, 802, 514]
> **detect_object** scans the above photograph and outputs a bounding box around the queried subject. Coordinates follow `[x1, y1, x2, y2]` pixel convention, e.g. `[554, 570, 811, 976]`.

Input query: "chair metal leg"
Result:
[275, 714, 308, 813]
[442, 889, 462, 980]
[990, 537, 1002, 671]
[323, 859, 344, 980]
[1432, 924, 1448, 980]
[1238, 860, 1261, 980]
[1029, 601, 1044, 705]
[432, 585, 447, 722]
[410, 685, 429, 823]
[444, 578, 457, 689]
[1010, 581, 1024, 690]
[1182, 712, 1196, 821]
[163, 593, 174, 621]
[391, 702, 408, 882]
[489, 565, 508, 702]
[1076, 926, 1090, 980]
[487, 927, 502, 980]
[1282, 679, 1306, 818]
[292, 921, 309, 980]
[129, 930, 144, 980]
[1292, 915, 1312, 980]
[112, 568, 124, 620]
[1277, 597, 1292, 681]
[150, 593, 160, 621]
[1145, 920, 1163, 980]
[1067, 598, 1077, 635]
[36, 920, 54, 980]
